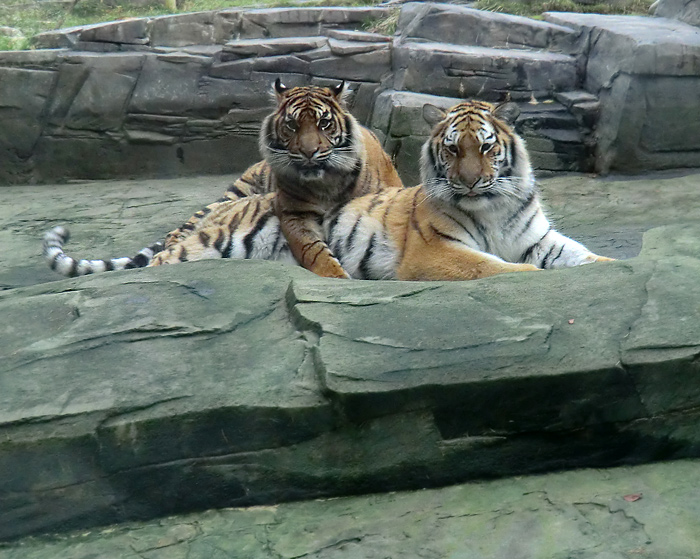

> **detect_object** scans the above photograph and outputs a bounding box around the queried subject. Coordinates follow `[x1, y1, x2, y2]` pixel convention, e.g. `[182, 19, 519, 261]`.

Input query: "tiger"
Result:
[43, 100, 612, 281]
[163, 78, 403, 279]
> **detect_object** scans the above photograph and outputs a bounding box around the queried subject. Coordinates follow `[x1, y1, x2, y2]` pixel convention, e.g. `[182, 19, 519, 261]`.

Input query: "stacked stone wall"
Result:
[1, 3, 699, 184]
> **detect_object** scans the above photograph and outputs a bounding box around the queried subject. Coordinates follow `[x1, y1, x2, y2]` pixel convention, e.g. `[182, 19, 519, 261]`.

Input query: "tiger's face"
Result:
[260, 79, 359, 181]
[420, 100, 533, 211]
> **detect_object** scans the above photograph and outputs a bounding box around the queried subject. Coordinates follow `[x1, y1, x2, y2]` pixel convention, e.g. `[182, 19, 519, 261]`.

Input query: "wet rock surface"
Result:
[1, 170, 699, 540]
[1, 459, 699, 557]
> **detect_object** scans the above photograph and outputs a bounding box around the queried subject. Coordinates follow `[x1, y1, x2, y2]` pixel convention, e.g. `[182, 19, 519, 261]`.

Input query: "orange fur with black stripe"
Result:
[164, 79, 403, 279]
[148, 100, 610, 278]
[44, 100, 609, 280]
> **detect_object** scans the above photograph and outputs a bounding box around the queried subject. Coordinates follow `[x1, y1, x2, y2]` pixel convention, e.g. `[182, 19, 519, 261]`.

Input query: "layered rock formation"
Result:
[2, 3, 699, 184]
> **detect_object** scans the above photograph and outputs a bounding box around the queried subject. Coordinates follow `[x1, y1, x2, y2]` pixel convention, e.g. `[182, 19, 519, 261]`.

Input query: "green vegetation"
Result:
[364, 7, 399, 35]
[0, 0, 654, 52]
[0, 0, 378, 50]
[473, 0, 654, 17]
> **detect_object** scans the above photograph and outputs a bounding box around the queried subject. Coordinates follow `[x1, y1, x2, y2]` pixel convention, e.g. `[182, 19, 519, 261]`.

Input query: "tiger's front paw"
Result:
[309, 257, 351, 279]
[593, 255, 616, 262]
[517, 263, 541, 271]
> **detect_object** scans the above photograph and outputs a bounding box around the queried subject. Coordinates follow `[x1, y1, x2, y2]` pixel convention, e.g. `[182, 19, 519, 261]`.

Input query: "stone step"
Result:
[397, 1, 581, 53]
[2, 459, 700, 557]
[393, 41, 581, 102]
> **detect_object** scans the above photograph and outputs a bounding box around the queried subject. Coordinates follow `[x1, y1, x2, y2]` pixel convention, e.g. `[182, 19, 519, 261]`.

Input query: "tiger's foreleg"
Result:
[397, 240, 539, 281]
[275, 195, 350, 279]
[521, 230, 614, 268]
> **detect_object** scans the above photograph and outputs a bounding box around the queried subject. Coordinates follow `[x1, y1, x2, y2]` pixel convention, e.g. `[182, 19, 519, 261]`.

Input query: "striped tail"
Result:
[42, 226, 164, 277]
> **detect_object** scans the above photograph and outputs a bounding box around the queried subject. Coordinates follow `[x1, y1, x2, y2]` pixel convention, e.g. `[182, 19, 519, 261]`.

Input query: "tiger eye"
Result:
[444, 143, 459, 155]
[319, 117, 332, 130]
[480, 142, 495, 154]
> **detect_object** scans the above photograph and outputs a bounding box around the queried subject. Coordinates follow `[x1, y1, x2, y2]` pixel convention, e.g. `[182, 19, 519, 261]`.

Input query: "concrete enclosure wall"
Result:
[1, 3, 699, 185]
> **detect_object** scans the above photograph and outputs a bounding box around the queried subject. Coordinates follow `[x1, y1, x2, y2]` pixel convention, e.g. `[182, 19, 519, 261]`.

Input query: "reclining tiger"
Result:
[44, 79, 403, 279]
[44, 99, 612, 282]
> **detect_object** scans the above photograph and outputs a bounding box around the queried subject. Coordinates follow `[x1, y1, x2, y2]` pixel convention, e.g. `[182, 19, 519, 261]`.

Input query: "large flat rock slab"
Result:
[397, 2, 579, 52]
[392, 41, 578, 100]
[1, 171, 700, 539]
[2, 459, 700, 558]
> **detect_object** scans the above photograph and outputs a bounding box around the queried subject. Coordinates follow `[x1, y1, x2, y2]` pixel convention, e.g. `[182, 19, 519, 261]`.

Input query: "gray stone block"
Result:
[328, 38, 389, 56]
[72, 41, 123, 53]
[554, 90, 598, 108]
[397, 2, 579, 52]
[310, 46, 391, 81]
[0, 49, 67, 69]
[128, 53, 211, 115]
[393, 41, 579, 98]
[209, 58, 254, 80]
[47, 53, 145, 132]
[373, 90, 456, 138]
[294, 44, 333, 62]
[652, 0, 700, 27]
[4, 459, 700, 558]
[0, 68, 57, 158]
[212, 9, 243, 43]
[31, 26, 84, 49]
[10, 218, 700, 538]
[149, 12, 219, 47]
[78, 18, 150, 45]
[325, 29, 392, 43]
[221, 36, 327, 59]
[638, 77, 700, 152]
[200, 73, 307, 112]
[543, 13, 700, 87]
[244, 6, 390, 26]
[250, 54, 310, 75]
[544, 12, 700, 172]
[239, 7, 391, 39]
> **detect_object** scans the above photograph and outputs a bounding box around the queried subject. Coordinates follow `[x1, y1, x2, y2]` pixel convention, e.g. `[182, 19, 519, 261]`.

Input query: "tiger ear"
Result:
[273, 78, 288, 101]
[331, 81, 346, 98]
[422, 104, 447, 127]
[493, 102, 520, 125]
[330, 81, 350, 106]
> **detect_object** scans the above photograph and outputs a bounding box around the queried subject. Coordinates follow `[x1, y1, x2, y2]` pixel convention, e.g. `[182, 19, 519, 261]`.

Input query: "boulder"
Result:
[0, 67, 57, 159]
[397, 2, 579, 52]
[393, 41, 579, 100]
[651, 0, 700, 26]
[544, 13, 700, 172]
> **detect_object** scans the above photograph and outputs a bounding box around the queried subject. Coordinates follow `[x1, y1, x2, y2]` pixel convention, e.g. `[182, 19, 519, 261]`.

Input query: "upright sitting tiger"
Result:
[164, 79, 403, 279]
[43, 100, 612, 281]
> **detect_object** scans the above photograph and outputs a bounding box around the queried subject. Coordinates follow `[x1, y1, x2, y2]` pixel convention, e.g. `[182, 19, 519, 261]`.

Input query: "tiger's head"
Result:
[259, 79, 361, 181]
[420, 100, 534, 211]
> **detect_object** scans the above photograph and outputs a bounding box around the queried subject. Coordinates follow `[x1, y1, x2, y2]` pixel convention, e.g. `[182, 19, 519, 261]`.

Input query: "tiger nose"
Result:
[299, 145, 319, 160]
